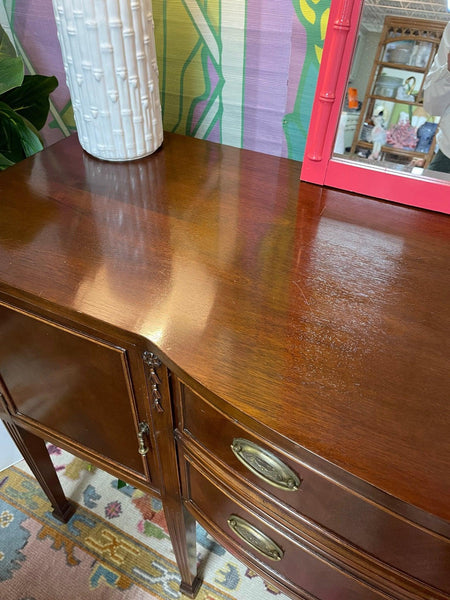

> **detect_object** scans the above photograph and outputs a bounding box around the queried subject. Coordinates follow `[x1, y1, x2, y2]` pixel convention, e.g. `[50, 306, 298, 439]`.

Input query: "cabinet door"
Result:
[0, 303, 146, 476]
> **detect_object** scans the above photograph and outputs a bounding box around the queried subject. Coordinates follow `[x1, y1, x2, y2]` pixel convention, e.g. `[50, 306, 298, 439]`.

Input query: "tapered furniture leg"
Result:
[3, 421, 76, 523]
[163, 500, 202, 598]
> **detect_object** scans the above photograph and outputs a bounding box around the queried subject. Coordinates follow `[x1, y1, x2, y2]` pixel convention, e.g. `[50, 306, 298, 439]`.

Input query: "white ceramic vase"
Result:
[52, 0, 163, 161]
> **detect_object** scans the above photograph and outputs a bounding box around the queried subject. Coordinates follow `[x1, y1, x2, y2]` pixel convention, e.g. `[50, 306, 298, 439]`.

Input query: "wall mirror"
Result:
[301, 0, 449, 214]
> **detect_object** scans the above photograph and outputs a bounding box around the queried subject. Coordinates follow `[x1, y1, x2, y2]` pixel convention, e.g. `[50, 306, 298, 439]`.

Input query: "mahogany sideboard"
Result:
[0, 133, 449, 600]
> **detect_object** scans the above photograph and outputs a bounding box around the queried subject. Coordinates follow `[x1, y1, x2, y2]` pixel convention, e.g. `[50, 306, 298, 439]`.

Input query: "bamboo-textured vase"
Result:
[52, 0, 163, 161]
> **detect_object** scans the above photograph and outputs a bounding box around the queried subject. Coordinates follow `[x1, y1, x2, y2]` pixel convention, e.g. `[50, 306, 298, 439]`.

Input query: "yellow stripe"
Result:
[299, 0, 316, 25]
[315, 45, 323, 63]
[320, 8, 330, 40]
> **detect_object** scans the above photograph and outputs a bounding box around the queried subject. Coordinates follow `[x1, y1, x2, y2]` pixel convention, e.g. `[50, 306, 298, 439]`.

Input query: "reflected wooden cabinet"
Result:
[351, 17, 445, 167]
[0, 134, 449, 600]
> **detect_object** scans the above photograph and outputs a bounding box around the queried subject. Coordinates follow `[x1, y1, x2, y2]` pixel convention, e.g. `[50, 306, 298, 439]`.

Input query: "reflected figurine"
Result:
[369, 109, 387, 160]
[423, 22, 450, 173]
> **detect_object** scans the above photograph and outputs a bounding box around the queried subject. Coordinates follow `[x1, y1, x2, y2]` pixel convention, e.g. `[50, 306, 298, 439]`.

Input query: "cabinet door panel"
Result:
[0, 304, 145, 475]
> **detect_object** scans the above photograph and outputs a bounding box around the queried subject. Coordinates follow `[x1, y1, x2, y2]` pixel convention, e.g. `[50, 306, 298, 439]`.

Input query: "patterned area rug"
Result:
[0, 446, 288, 600]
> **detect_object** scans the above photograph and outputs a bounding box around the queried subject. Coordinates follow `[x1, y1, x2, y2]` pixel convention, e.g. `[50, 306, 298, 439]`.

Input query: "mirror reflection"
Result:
[333, 0, 450, 180]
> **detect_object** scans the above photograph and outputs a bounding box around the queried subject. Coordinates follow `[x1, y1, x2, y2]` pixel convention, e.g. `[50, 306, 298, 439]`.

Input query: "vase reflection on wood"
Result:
[52, 0, 163, 161]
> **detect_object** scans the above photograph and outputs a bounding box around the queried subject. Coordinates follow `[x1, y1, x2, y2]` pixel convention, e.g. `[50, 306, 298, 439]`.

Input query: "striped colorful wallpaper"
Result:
[0, 0, 329, 161]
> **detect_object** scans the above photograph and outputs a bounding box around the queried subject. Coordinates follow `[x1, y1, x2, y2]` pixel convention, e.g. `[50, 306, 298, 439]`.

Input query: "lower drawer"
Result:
[185, 461, 388, 600]
[177, 381, 450, 592]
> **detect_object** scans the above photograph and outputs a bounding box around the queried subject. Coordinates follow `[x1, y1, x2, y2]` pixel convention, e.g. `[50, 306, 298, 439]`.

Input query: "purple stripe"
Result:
[243, 0, 299, 157]
[282, 15, 308, 156]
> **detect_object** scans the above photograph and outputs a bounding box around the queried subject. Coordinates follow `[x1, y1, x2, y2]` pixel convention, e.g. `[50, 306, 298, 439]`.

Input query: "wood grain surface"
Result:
[0, 133, 449, 525]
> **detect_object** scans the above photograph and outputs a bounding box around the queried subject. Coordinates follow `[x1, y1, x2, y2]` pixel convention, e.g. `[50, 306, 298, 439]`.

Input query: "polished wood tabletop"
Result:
[0, 133, 449, 525]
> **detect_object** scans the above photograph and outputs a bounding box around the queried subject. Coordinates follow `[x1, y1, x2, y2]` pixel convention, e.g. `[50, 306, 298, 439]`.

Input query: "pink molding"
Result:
[306, 0, 357, 164]
[301, 0, 450, 215]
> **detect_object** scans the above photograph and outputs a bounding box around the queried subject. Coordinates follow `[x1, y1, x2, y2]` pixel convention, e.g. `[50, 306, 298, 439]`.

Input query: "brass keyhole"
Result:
[137, 422, 150, 455]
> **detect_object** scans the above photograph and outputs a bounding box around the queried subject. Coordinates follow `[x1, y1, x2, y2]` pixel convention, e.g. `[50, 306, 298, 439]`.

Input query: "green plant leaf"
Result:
[20, 114, 45, 144]
[0, 24, 17, 58]
[1, 74, 58, 130]
[0, 25, 56, 170]
[0, 103, 26, 162]
[0, 100, 43, 163]
[0, 54, 24, 95]
[0, 152, 14, 171]
[0, 25, 25, 96]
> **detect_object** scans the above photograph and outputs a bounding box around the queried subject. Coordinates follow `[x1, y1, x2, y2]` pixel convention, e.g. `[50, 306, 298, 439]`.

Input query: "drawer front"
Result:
[0, 304, 147, 477]
[178, 382, 450, 591]
[186, 461, 386, 600]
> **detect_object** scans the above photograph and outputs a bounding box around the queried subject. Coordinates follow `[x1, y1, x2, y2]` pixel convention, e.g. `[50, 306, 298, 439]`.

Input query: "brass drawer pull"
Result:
[227, 515, 284, 561]
[231, 438, 300, 491]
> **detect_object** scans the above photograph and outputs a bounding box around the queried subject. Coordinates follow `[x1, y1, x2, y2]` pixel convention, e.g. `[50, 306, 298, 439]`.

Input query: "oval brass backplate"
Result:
[231, 438, 301, 491]
[227, 514, 284, 561]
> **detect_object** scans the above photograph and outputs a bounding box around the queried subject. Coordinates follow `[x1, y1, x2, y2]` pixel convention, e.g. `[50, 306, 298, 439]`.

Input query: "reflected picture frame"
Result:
[300, 0, 450, 215]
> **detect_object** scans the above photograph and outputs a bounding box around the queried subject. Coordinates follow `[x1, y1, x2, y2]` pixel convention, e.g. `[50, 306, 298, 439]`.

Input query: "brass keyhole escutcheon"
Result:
[137, 422, 150, 455]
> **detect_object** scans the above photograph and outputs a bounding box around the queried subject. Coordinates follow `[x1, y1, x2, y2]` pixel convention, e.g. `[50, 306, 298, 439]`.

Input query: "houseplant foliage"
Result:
[0, 25, 58, 170]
